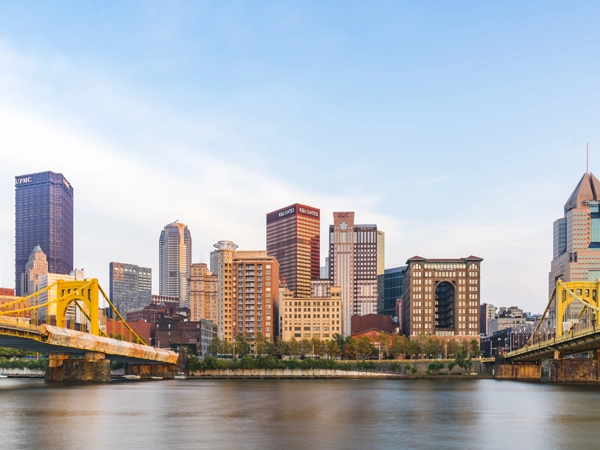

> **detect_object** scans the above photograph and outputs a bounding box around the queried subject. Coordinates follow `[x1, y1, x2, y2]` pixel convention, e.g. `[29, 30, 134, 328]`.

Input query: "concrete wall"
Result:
[196, 369, 399, 378]
[0, 368, 44, 376]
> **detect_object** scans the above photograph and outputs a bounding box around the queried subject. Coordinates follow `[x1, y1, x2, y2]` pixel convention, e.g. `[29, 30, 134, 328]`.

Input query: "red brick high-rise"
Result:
[266, 203, 320, 298]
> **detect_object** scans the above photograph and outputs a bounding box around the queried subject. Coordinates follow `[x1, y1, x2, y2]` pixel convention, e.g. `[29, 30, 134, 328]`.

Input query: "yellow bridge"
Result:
[504, 279, 600, 362]
[0, 279, 178, 380]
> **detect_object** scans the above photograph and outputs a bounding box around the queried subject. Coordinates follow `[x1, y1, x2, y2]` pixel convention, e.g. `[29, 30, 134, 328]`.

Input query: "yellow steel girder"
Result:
[555, 280, 600, 337]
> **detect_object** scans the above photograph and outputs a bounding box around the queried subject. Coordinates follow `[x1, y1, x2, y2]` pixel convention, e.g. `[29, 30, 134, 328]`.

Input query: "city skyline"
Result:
[2, 3, 600, 312]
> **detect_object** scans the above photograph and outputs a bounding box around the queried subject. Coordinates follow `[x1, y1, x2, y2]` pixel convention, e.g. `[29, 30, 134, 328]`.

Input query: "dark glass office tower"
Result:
[15, 171, 74, 296]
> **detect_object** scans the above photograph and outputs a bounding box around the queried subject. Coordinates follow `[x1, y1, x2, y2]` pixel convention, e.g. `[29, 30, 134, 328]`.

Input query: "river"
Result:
[1, 378, 599, 449]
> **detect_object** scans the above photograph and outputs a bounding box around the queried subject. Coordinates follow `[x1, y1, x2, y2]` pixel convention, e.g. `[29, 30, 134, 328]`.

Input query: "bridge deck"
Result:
[506, 326, 600, 361]
[0, 317, 178, 365]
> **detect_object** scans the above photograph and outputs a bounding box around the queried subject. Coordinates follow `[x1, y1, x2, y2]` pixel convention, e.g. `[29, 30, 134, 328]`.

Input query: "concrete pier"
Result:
[45, 353, 111, 382]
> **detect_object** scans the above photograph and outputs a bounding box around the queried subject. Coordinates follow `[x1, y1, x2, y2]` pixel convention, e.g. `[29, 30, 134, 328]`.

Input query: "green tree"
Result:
[408, 338, 421, 359]
[329, 342, 342, 359]
[376, 332, 390, 359]
[427, 361, 445, 374]
[446, 339, 459, 358]
[333, 333, 345, 354]
[469, 339, 481, 358]
[207, 336, 222, 356]
[356, 336, 373, 360]
[344, 336, 357, 360]
[390, 335, 409, 359]
[234, 333, 251, 357]
[300, 338, 312, 358]
[254, 333, 269, 356]
[289, 338, 301, 358]
[455, 346, 468, 373]
[187, 355, 203, 372]
[422, 335, 442, 358]
[447, 361, 456, 374]
[312, 337, 325, 358]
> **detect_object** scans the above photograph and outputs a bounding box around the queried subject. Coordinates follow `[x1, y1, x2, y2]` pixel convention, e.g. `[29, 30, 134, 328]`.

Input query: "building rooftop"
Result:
[564, 172, 600, 213]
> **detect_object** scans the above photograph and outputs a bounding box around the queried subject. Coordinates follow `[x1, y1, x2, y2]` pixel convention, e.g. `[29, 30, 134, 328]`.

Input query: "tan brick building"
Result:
[280, 286, 342, 340]
[402, 256, 482, 340]
[189, 263, 218, 324]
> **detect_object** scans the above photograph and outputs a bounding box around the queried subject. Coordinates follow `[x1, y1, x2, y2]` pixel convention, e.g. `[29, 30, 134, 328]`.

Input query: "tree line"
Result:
[206, 332, 481, 360]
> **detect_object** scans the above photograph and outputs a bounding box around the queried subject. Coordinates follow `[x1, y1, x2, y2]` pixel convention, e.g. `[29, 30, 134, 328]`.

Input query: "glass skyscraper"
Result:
[15, 171, 74, 296]
[109, 262, 152, 316]
[159, 221, 192, 308]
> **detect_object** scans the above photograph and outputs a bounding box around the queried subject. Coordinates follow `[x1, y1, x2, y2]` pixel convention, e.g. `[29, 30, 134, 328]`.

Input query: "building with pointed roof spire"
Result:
[21, 245, 49, 296]
[549, 172, 600, 319]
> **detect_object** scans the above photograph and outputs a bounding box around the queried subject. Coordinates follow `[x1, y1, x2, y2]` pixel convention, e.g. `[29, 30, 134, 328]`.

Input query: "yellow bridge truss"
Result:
[529, 279, 600, 344]
[0, 279, 146, 345]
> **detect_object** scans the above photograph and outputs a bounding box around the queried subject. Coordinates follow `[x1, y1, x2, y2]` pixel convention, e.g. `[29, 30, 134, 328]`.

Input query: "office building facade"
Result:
[109, 262, 152, 316]
[15, 171, 74, 296]
[549, 172, 600, 319]
[328, 212, 384, 337]
[266, 203, 320, 298]
[402, 256, 482, 340]
[280, 286, 342, 341]
[159, 221, 192, 308]
[379, 266, 407, 316]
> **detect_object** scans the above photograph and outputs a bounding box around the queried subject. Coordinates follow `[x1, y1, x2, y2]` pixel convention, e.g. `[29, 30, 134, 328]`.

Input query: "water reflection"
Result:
[1, 378, 600, 449]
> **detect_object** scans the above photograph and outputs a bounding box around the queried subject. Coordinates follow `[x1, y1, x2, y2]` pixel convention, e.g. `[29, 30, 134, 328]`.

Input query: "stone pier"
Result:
[542, 359, 600, 382]
[494, 363, 541, 380]
[45, 353, 111, 382]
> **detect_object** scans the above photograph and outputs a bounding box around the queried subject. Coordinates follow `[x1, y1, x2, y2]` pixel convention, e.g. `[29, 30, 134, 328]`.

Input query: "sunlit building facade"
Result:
[210, 240, 237, 341]
[549, 172, 600, 320]
[402, 256, 482, 340]
[159, 221, 192, 308]
[266, 203, 320, 298]
[233, 251, 280, 339]
[328, 212, 384, 337]
[280, 286, 342, 341]
[190, 263, 218, 324]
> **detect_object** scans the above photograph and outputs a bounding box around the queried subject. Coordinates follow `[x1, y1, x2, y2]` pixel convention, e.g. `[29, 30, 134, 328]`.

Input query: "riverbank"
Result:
[190, 368, 494, 379]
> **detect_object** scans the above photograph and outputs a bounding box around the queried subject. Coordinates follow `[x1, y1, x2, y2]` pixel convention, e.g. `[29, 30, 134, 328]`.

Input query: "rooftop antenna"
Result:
[587, 143, 589, 174]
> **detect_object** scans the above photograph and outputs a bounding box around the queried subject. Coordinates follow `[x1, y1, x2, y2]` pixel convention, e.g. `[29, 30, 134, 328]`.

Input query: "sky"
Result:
[1, 1, 600, 313]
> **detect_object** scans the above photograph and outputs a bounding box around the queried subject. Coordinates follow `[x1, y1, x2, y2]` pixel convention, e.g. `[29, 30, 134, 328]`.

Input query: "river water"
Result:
[1, 378, 599, 449]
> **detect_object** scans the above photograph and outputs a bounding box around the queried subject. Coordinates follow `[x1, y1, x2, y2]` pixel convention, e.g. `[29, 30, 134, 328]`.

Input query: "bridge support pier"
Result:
[542, 359, 600, 382]
[45, 352, 111, 382]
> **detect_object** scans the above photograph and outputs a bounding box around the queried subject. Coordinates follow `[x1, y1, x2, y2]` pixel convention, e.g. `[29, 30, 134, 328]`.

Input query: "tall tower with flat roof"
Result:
[15, 171, 74, 296]
[266, 203, 320, 298]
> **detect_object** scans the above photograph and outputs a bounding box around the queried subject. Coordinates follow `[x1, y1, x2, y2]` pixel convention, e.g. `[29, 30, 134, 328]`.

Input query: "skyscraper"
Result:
[210, 240, 237, 341]
[15, 171, 74, 296]
[159, 221, 192, 308]
[266, 203, 320, 298]
[109, 262, 152, 316]
[328, 212, 384, 337]
[549, 172, 600, 318]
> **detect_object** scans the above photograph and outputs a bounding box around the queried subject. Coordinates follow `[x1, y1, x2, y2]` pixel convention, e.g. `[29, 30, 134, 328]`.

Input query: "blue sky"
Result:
[1, 1, 599, 312]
